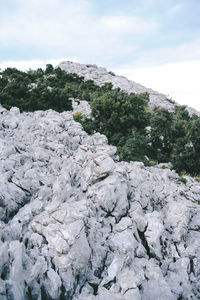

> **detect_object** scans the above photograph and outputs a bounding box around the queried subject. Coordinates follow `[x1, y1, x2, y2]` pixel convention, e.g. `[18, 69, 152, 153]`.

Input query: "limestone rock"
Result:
[0, 105, 200, 299]
[58, 61, 200, 117]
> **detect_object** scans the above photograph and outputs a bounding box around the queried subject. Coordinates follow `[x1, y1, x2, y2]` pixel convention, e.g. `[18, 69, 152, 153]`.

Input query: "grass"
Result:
[194, 176, 200, 182]
[178, 176, 187, 184]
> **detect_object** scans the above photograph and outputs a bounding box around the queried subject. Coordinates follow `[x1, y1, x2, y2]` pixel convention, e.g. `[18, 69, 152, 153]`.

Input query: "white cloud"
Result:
[129, 38, 200, 67]
[0, 0, 199, 113]
[168, 3, 184, 18]
[0, 0, 157, 59]
[100, 16, 157, 35]
[116, 60, 200, 111]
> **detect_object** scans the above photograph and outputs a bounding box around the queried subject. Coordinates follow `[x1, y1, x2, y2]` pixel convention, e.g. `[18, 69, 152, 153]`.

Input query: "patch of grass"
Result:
[162, 165, 167, 169]
[194, 176, 200, 182]
[149, 160, 157, 166]
[178, 176, 187, 184]
[73, 112, 83, 122]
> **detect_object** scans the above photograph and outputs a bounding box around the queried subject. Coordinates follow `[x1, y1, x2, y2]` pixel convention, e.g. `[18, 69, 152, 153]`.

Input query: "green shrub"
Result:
[194, 176, 200, 182]
[178, 176, 187, 184]
[80, 90, 150, 164]
[73, 112, 83, 122]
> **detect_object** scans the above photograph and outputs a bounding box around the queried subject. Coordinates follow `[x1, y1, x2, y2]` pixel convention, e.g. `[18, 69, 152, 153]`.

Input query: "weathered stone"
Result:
[58, 61, 200, 117]
[0, 72, 200, 299]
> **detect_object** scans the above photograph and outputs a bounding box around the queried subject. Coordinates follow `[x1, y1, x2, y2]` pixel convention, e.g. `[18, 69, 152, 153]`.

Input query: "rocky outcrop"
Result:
[58, 61, 200, 117]
[0, 105, 200, 299]
[72, 98, 91, 117]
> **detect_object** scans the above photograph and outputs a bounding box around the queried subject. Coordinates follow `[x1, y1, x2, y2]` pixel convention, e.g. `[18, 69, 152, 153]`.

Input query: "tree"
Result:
[149, 108, 174, 162]
[80, 89, 150, 164]
[118, 129, 149, 163]
[45, 64, 54, 74]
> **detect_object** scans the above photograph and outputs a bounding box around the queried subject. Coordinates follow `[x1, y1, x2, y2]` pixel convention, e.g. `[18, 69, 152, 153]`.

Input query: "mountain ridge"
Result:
[58, 61, 200, 117]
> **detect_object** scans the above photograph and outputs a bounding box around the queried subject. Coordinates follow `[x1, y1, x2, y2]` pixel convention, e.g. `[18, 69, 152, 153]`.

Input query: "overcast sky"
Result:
[1, 0, 200, 110]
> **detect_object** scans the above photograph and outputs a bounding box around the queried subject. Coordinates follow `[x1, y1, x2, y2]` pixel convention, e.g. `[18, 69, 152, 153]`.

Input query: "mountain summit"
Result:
[0, 62, 200, 300]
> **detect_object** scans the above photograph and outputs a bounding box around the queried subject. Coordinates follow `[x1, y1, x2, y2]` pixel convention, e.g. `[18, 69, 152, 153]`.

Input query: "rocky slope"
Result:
[0, 104, 200, 300]
[58, 61, 200, 117]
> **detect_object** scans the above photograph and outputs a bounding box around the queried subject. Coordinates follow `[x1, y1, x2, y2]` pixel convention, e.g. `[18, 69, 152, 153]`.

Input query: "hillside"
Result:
[58, 61, 200, 117]
[1, 64, 200, 175]
[0, 63, 200, 300]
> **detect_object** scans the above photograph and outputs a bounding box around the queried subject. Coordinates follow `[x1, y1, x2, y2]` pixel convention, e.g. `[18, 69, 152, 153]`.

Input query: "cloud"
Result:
[167, 3, 184, 18]
[0, 0, 158, 60]
[100, 15, 157, 35]
[0, 0, 199, 113]
[128, 38, 200, 67]
[116, 60, 200, 111]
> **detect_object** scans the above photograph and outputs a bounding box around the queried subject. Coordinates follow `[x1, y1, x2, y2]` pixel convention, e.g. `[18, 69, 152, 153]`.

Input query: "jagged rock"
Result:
[72, 98, 91, 117]
[0, 104, 200, 300]
[58, 61, 200, 117]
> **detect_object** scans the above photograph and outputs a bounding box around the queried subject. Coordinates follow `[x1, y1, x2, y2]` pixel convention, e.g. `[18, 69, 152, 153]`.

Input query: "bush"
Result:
[178, 176, 187, 184]
[73, 112, 83, 122]
[0, 65, 101, 113]
[194, 176, 200, 182]
[79, 90, 150, 164]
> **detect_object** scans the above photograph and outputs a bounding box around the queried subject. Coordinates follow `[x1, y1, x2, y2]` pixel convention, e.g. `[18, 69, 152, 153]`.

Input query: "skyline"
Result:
[1, 0, 200, 110]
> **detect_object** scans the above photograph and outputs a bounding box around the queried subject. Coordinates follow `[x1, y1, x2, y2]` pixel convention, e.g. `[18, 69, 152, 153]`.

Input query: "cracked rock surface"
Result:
[58, 61, 200, 117]
[0, 105, 200, 300]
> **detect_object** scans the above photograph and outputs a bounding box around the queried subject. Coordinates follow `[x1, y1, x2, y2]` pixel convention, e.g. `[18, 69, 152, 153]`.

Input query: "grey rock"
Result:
[72, 98, 91, 117]
[0, 104, 200, 299]
[58, 61, 200, 117]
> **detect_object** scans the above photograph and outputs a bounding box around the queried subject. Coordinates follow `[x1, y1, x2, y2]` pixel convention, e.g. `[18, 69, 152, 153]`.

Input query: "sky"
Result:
[0, 0, 200, 110]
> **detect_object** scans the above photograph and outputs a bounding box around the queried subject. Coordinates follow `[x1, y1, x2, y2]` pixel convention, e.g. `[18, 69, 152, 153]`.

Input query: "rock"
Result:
[72, 98, 91, 117]
[42, 269, 62, 300]
[0, 105, 200, 299]
[58, 61, 200, 117]
[142, 279, 175, 300]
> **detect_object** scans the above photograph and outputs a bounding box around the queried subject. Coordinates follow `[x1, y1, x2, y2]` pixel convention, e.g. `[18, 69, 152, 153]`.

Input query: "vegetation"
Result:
[1, 64, 200, 176]
[78, 90, 151, 164]
[0, 64, 105, 112]
[148, 106, 200, 175]
[178, 176, 187, 184]
[194, 176, 200, 182]
[73, 112, 83, 123]
[79, 93, 200, 175]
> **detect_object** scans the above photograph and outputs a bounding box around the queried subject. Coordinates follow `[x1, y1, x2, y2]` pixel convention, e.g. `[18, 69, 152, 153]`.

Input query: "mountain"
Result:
[0, 63, 200, 300]
[58, 61, 200, 117]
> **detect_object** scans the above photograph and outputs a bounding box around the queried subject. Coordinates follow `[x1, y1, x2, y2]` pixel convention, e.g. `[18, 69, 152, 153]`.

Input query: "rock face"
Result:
[0, 105, 200, 300]
[58, 61, 200, 117]
[72, 98, 91, 117]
